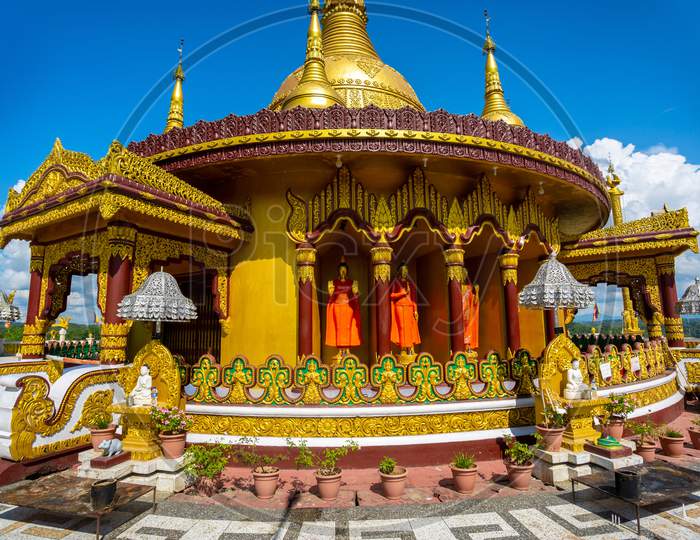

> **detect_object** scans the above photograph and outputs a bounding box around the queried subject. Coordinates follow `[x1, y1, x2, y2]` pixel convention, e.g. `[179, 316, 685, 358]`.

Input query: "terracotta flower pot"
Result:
[536, 425, 565, 452]
[253, 469, 280, 499]
[159, 432, 186, 459]
[315, 471, 342, 501]
[660, 435, 685, 457]
[90, 425, 117, 450]
[689, 427, 700, 450]
[605, 418, 625, 440]
[506, 462, 534, 491]
[379, 466, 407, 500]
[450, 465, 477, 494]
[635, 441, 656, 463]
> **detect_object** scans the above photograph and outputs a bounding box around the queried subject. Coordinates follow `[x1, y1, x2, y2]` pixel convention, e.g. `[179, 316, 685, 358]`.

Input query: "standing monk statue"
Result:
[325, 259, 361, 358]
[462, 271, 479, 350]
[390, 263, 420, 354]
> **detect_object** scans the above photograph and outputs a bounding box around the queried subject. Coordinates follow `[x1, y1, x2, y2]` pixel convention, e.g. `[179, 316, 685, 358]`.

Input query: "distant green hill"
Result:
[1, 323, 100, 341]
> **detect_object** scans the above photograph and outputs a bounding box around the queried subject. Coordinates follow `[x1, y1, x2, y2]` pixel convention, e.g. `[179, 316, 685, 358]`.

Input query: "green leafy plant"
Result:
[379, 456, 397, 475]
[503, 433, 543, 466]
[184, 444, 231, 479]
[233, 437, 286, 473]
[287, 439, 359, 477]
[540, 405, 568, 428]
[91, 416, 111, 430]
[691, 418, 700, 429]
[663, 428, 683, 438]
[452, 452, 476, 469]
[603, 394, 635, 420]
[628, 418, 660, 445]
[150, 406, 192, 434]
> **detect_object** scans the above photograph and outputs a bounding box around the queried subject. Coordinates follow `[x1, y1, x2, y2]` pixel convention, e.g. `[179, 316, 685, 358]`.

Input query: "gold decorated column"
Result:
[370, 243, 393, 356]
[444, 246, 465, 355]
[296, 244, 317, 359]
[499, 251, 521, 353]
[21, 244, 48, 358]
[655, 255, 684, 347]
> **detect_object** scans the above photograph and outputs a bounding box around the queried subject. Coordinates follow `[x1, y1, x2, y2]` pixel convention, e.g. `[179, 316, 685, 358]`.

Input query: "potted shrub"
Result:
[288, 439, 359, 501]
[89, 416, 116, 450]
[627, 419, 659, 462]
[659, 427, 685, 457]
[233, 437, 286, 499]
[689, 419, 700, 449]
[378, 456, 407, 500]
[151, 406, 192, 459]
[536, 405, 568, 452]
[603, 394, 635, 439]
[183, 443, 232, 496]
[450, 452, 477, 494]
[503, 433, 542, 491]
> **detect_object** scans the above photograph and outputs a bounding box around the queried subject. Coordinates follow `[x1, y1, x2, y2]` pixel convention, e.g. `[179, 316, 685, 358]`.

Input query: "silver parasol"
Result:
[519, 252, 595, 310]
[0, 291, 20, 323]
[678, 277, 700, 315]
[117, 271, 197, 334]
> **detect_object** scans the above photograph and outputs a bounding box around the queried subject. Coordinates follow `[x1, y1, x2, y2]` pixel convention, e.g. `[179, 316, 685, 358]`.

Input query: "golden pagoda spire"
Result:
[322, 0, 378, 58]
[281, 0, 343, 110]
[164, 39, 185, 133]
[480, 11, 524, 126]
[606, 161, 625, 226]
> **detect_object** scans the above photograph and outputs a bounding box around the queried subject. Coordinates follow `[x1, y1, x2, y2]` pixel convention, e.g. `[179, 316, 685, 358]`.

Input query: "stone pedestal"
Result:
[532, 448, 592, 485]
[561, 397, 609, 452]
[109, 403, 161, 461]
[77, 449, 190, 493]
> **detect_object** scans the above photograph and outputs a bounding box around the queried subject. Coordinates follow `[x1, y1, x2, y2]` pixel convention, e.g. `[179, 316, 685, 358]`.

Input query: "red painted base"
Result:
[0, 446, 87, 486]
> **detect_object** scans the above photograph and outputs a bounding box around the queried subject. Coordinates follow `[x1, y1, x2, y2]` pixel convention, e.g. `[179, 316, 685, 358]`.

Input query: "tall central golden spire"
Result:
[164, 39, 185, 133]
[321, 0, 378, 58]
[281, 0, 343, 110]
[480, 11, 524, 126]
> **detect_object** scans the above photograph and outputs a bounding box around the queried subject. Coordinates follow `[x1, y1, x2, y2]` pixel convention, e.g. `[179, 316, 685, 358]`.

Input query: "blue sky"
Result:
[1, 0, 699, 323]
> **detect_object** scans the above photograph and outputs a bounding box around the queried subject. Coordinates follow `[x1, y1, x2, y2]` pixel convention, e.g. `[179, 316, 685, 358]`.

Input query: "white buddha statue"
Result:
[564, 359, 589, 400]
[129, 365, 152, 407]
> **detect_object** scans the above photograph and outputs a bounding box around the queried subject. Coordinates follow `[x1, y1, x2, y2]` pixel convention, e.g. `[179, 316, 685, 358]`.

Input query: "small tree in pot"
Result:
[184, 443, 232, 496]
[450, 452, 477, 494]
[378, 456, 407, 500]
[627, 419, 659, 462]
[233, 437, 286, 499]
[603, 394, 635, 439]
[288, 439, 359, 501]
[536, 405, 568, 452]
[150, 406, 192, 459]
[89, 416, 116, 450]
[689, 418, 700, 449]
[503, 433, 542, 491]
[659, 427, 685, 457]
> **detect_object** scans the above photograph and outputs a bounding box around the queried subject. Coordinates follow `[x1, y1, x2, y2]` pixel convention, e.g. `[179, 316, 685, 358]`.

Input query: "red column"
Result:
[444, 247, 465, 355]
[371, 244, 392, 356]
[544, 309, 556, 344]
[105, 255, 133, 324]
[656, 255, 684, 347]
[296, 245, 316, 359]
[499, 252, 521, 353]
[21, 244, 47, 359]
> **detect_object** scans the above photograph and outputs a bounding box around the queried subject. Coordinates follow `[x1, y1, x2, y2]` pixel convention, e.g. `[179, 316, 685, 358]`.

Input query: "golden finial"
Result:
[281, 1, 343, 110]
[605, 157, 625, 225]
[164, 39, 185, 133]
[322, 0, 377, 58]
[480, 11, 524, 126]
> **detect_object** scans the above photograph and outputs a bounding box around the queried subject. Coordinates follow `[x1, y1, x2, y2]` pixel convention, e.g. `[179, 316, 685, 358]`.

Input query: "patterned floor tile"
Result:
[509, 508, 580, 540]
[443, 512, 519, 540]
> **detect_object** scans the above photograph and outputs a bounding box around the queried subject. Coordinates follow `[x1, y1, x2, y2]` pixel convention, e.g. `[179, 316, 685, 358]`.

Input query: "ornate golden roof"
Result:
[270, 0, 424, 110]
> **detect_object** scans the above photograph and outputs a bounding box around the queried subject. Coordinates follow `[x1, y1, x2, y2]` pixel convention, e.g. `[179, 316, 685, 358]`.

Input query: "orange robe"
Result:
[463, 284, 479, 349]
[390, 278, 421, 348]
[325, 279, 361, 347]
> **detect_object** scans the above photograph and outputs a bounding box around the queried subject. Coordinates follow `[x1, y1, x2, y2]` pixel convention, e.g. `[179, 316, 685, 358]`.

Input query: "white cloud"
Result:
[0, 240, 30, 316]
[566, 136, 583, 150]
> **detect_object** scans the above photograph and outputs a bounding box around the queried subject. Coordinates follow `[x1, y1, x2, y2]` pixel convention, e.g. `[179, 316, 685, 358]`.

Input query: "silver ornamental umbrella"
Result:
[519, 252, 595, 311]
[678, 277, 700, 315]
[0, 291, 20, 323]
[117, 270, 197, 336]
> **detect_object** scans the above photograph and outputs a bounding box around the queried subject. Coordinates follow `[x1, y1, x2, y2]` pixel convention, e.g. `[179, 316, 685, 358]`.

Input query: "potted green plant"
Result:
[378, 456, 407, 500]
[659, 427, 685, 457]
[536, 405, 568, 452]
[233, 437, 286, 499]
[503, 433, 542, 491]
[689, 418, 700, 449]
[288, 439, 359, 501]
[89, 416, 116, 450]
[603, 394, 635, 439]
[150, 406, 192, 459]
[183, 443, 231, 496]
[627, 419, 659, 462]
[450, 452, 477, 494]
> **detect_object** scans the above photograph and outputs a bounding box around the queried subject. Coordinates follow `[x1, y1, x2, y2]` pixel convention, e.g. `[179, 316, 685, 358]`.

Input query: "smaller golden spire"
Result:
[164, 39, 185, 133]
[606, 160, 624, 226]
[281, 0, 343, 110]
[480, 11, 524, 126]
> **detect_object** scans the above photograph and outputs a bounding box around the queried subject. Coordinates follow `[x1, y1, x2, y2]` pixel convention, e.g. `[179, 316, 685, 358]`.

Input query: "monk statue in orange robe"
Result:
[462, 271, 479, 350]
[390, 263, 420, 354]
[325, 261, 361, 357]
